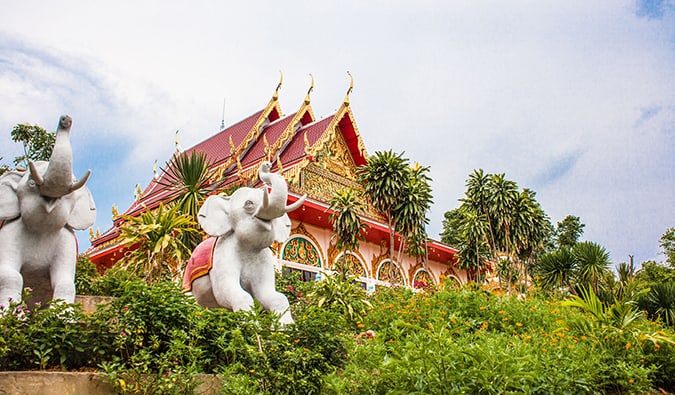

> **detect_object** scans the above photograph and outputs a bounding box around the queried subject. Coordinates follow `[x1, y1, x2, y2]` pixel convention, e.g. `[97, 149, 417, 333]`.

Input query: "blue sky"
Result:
[1, 1, 674, 266]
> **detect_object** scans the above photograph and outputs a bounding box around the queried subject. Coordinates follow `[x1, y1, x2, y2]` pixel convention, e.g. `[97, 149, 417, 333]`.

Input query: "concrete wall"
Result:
[0, 372, 222, 395]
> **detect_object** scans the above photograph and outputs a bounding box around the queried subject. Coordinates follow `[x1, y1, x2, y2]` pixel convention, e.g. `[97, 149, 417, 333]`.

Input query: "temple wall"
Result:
[281, 220, 465, 287]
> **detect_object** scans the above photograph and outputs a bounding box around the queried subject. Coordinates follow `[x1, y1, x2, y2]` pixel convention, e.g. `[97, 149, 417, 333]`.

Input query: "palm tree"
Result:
[328, 188, 368, 278]
[488, 173, 519, 258]
[156, 150, 214, 250]
[457, 209, 491, 282]
[394, 162, 433, 264]
[157, 150, 214, 222]
[117, 203, 201, 284]
[535, 248, 576, 294]
[640, 282, 675, 327]
[573, 241, 611, 295]
[462, 169, 497, 255]
[357, 150, 410, 259]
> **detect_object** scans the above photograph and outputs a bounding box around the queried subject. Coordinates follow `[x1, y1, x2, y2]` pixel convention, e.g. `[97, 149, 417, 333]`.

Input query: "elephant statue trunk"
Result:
[255, 162, 306, 221]
[28, 115, 91, 199]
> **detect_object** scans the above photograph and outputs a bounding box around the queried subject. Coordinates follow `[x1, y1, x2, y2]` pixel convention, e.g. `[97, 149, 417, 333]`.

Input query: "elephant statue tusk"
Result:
[28, 161, 44, 186]
[70, 170, 92, 193]
[284, 194, 307, 213]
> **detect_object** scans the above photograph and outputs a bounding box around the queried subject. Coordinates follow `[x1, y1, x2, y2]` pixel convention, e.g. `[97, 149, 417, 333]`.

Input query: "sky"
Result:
[1, 1, 673, 266]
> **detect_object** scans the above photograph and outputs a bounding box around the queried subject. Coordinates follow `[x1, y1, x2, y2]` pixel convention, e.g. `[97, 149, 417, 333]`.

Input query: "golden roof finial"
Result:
[305, 73, 314, 105]
[112, 204, 119, 218]
[153, 160, 158, 179]
[174, 130, 182, 152]
[303, 130, 311, 155]
[263, 134, 270, 161]
[134, 184, 143, 200]
[344, 71, 354, 106]
[89, 227, 94, 241]
[273, 70, 283, 101]
[276, 156, 284, 173]
[229, 135, 236, 156]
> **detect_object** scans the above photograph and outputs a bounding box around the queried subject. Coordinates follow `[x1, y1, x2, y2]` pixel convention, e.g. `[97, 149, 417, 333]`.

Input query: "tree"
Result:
[0, 157, 8, 176]
[573, 241, 611, 295]
[9, 123, 56, 168]
[117, 203, 200, 284]
[394, 162, 433, 263]
[156, 150, 214, 222]
[357, 150, 410, 260]
[535, 247, 576, 294]
[328, 188, 368, 278]
[155, 150, 214, 250]
[556, 215, 585, 249]
[444, 169, 552, 289]
[660, 227, 675, 268]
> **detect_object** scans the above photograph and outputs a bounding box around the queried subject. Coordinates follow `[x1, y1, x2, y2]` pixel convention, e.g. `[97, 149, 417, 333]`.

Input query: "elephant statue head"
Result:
[184, 162, 305, 324]
[198, 161, 304, 246]
[0, 115, 96, 307]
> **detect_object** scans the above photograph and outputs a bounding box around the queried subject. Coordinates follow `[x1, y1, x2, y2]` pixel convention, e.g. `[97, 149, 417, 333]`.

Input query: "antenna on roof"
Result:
[220, 98, 226, 130]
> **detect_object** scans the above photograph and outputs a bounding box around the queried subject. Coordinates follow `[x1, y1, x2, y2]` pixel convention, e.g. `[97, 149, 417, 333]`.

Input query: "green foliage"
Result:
[117, 202, 201, 284]
[2, 272, 674, 394]
[444, 169, 553, 289]
[156, 150, 214, 223]
[328, 188, 368, 255]
[326, 285, 674, 394]
[357, 150, 433, 262]
[555, 215, 585, 249]
[640, 282, 675, 327]
[0, 298, 111, 371]
[9, 123, 56, 168]
[75, 255, 100, 295]
[660, 227, 675, 268]
[307, 272, 372, 327]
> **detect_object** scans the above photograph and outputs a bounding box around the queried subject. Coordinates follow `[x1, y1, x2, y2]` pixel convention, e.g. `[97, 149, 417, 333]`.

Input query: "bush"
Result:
[1, 274, 673, 394]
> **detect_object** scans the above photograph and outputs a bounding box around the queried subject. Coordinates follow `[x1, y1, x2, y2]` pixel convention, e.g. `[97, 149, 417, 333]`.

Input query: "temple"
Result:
[86, 76, 465, 289]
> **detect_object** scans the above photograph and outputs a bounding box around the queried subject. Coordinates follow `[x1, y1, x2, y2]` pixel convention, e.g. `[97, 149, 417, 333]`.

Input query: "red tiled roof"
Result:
[279, 115, 335, 165]
[241, 113, 295, 167]
[191, 109, 265, 166]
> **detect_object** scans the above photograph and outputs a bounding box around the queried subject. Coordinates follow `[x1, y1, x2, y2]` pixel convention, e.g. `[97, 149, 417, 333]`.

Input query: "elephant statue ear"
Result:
[198, 195, 232, 236]
[0, 171, 23, 221]
[272, 213, 292, 243]
[67, 187, 97, 230]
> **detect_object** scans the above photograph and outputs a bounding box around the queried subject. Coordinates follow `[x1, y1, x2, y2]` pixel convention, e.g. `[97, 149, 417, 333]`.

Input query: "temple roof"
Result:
[86, 80, 456, 269]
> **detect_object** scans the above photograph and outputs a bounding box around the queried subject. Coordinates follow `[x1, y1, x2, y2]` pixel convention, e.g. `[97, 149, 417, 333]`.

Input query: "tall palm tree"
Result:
[573, 241, 611, 295]
[117, 203, 200, 284]
[457, 209, 491, 282]
[394, 162, 433, 263]
[357, 150, 410, 259]
[488, 173, 519, 258]
[462, 169, 497, 255]
[328, 188, 368, 278]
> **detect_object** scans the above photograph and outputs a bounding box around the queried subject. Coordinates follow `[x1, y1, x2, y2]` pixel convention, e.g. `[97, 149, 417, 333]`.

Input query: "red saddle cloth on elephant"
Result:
[182, 237, 217, 292]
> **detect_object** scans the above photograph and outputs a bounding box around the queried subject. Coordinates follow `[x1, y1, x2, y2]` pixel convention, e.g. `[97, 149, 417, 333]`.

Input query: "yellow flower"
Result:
[625, 342, 632, 350]
[515, 322, 523, 327]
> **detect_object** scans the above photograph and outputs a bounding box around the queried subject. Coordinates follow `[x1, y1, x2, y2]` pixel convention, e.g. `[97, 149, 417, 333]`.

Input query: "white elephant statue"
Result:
[183, 162, 305, 325]
[0, 115, 96, 307]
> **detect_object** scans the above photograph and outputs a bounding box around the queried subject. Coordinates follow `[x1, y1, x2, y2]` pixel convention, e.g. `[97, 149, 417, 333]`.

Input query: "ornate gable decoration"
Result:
[312, 127, 358, 180]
